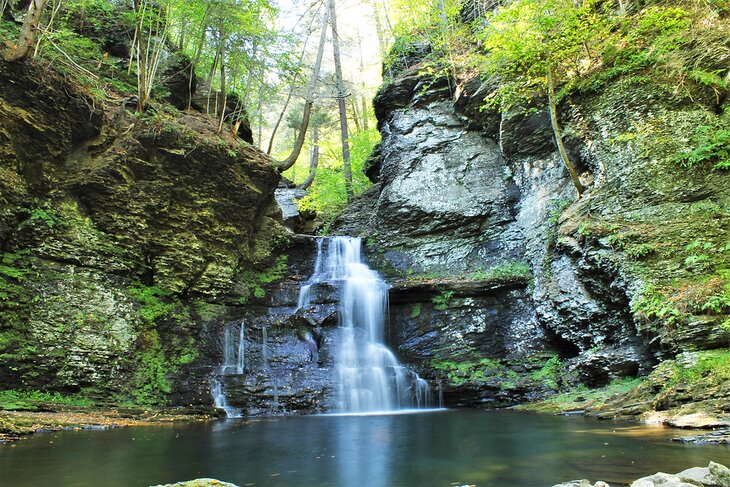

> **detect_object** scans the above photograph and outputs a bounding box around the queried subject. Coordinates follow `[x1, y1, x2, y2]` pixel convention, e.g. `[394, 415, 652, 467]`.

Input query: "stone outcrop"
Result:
[551, 462, 730, 487]
[332, 41, 730, 411]
[0, 59, 285, 407]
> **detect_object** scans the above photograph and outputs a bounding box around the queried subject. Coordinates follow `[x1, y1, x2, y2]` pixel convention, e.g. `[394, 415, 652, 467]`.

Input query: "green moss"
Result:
[431, 358, 519, 387]
[131, 329, 172, 406]
[432, 290, 454, 311]
[520, 377, 645, 413]
[405, 260, 532, 284]
[192, 300, 228, 321]
[0, 389, 94, 411]
[237, 254, 288, 303]
[409, 303, 422, 318]
[128, 282, 175, 326]
[531, 356, 563, 389]
[676, 125, 730, 171]
[667, 349, 730, 388]
[30, 207, 63, 229]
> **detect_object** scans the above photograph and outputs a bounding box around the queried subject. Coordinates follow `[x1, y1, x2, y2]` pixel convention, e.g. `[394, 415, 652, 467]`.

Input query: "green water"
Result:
[0, 410, 728, 486]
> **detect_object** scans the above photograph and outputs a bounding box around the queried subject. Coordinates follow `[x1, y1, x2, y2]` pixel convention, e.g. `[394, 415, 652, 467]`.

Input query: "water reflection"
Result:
[1, 410, 728, 487]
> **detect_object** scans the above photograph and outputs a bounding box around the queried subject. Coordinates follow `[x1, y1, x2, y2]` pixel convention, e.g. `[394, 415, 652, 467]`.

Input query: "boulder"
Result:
[631, 472, 701, 487]
[153, 479, 238, 487]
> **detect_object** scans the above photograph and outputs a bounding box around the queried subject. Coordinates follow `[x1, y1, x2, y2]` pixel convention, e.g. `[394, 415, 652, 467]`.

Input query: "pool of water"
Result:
[1, 409, 728, 486]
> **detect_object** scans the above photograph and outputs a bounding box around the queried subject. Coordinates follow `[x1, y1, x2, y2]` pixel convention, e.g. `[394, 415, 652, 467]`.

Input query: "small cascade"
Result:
[300, 237, 434, 413]
[212, 320, 246, 417]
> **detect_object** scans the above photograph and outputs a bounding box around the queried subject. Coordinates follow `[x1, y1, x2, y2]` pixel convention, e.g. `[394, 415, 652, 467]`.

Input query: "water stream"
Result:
[300, 236, 433, 413]
[211, 320, 245, 417]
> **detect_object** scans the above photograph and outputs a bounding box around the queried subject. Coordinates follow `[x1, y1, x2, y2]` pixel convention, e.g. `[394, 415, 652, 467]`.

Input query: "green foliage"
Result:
[478, 0, 609, 110]
[0, 18, 19, 39]
[624, 242, 659, 260]
[531, 355, 563, 389]
[131, 329, 172, 406]
[631, 285, 683, 327]
[295, 127, 378, 225]
[548, 199, 572, 225]
[688, 69, 729, 91]
[237, 254, 288, 303]
[30, 207, 62, 229]
[0, 390, 94, 411]
[633, 6, 691, 52]
[482, 261, 531, 280]
[432, 290, 454, 311]
[409, 303, 422, 318]
[432, 358, 520, 387]
[384, 0, 465, 76]
[522, 377, 645, 413]
[127, 282, 175, 325]
[676, 126, 730, 171]
[668, 350, 730, 388]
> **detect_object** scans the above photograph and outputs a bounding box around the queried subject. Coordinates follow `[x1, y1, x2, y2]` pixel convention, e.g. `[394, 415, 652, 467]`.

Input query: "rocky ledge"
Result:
[554, 462, 730, 487]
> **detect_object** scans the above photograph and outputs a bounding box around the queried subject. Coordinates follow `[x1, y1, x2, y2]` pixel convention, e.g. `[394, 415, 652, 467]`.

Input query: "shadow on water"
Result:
[1, 410, 728, 487]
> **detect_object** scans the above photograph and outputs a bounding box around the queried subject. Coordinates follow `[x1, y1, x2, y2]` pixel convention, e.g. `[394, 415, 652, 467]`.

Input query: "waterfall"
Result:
[300, 237, 433, 413]
[212, 319, 245, 417]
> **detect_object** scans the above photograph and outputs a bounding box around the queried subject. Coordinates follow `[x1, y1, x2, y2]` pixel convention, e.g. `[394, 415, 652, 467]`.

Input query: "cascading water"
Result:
[299, 236, 433, 413]
[211, 319, 245, 417]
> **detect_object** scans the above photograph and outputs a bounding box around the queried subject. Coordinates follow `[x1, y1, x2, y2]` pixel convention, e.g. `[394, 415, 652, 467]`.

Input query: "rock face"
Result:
[0, 60, 285, 407]
[333, 45, 730, 410]
[209, 235, 340, 416]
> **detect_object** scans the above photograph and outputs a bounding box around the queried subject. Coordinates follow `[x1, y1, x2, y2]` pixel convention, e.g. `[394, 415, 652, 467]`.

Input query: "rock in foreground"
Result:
[152, 479, 238, 487]
[552, 462, 730, 487]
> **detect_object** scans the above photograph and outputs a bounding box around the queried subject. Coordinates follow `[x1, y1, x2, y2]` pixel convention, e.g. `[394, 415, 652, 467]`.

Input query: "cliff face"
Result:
[333, 49, 730, 412]
[0, 60, 286, 407]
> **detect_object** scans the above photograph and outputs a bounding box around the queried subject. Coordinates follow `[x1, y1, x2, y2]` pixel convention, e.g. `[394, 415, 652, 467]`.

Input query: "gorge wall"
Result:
[1, 32, 728, 420]
[332, 47, 730, 414]
[0, 59, 292, 409]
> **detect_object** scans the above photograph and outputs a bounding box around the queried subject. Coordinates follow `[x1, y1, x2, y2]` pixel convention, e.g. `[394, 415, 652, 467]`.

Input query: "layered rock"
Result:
[0, 59, 285, 407]
[333, 43, 730, 411]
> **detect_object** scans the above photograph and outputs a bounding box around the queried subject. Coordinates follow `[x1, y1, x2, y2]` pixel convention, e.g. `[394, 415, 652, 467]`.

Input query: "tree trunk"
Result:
[5, 0, 48, 62]
[274, 6, 329, 172]
[547, 65, 584, 198]
[266, 30, 313, 155]
[187, 8, 211, 109]
[134, 0, 149, 110]
[299, 122, 319, 190]
[256, 92, 264, 147]
[267, 89, 294, 154]
[371, 0, 387, 59]
[328, 0, 353, 201]
[349, 98, 361, 131]
[217, 32, 227, 134]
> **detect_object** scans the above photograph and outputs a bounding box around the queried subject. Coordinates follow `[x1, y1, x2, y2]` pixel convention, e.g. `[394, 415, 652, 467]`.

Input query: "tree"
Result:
[131, 0, 169, 111]
[275, 5, 329, 172]
[480, 0, 608, 198]
[299, 110, 330, 190]
[327, 0, 353, 201]
[5, 0, 49, 62]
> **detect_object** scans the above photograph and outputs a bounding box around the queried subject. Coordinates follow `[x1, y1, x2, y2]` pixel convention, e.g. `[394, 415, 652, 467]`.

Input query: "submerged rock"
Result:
[152, 479, 239, 487]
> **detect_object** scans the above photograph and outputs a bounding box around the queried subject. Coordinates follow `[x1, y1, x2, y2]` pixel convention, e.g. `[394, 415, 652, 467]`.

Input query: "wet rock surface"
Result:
[551, 462, 730, 487]
[0, 59, 285, 408]
[332, 44, 729, 412]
